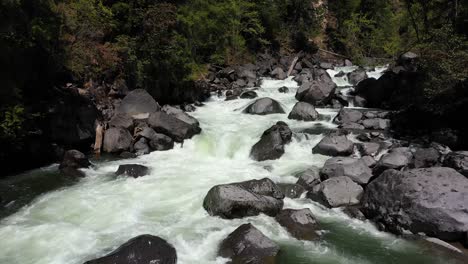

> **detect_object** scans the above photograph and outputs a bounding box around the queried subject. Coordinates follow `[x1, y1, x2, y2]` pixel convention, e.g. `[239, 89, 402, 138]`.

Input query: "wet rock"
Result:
[271, 67, 287, 80]
[342, 206, 366, 221]
[443, 151, 468, 177]
[109, 113, 134, 131]
[358, 142, 381, 157]
[120, 151, 137, 159]
[275, 209, 319, 240]
[240, 91, 258, 99]
[312, 134, 354, 156]
[347, 68, 368, 86]
[225, 95, 239, 101]
[203, 178, 284, 219]
[103, 128, 133, 153]
[115, 164, 149, 178]
[218, 224, 280, 264]
[296, 166, 321, 190]
[354, 96, 367, 107]
[334, 71, 346, 78]
[362, 168, 468, 241]
[162, 105, 199, 127]
[362, 118, 391, 130]
[115, 89, 160, 116]
[59, 150, 90, 170]
[278, 86, 289, 93]
[83, 235, 176, 264]
[413, 147, 440, 168]
[288, 102, 319, 121]
[334, 109, 363, 124]
[277, 183, 306, 199]
[148, 112, 201, 142]
[296, 74, 337, 106]
[374, 147, 413, 173]
[136, 127, 174, 151]
[308, 176, 363, 208]
[243, 97, 285, 115]
[250, 121, 292, 161]
[321, 157, 373, 185]
[134, 138, 150, 156]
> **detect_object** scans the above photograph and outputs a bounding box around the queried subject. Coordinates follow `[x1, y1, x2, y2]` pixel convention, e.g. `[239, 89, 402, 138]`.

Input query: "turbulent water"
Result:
[0, 68, 465, 264]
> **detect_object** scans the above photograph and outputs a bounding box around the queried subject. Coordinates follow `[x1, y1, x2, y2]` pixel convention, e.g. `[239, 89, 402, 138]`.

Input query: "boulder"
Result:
[288, 102, 319, 121]
[319, 62, 333, 70]
[347, 68, 368, 86]
[358, 142, 381, 157]
[240, 91, 258, 99]
[115, 164, 149, 178]
[59, 150, 90, 170]
[362, 168, 468, 241]
[344, 59, 353, 66]
[413, 147, 440, 168]
[277, 183, 305, 199]
[134, 138, 150, 156]
[103, 128, 133, 153]
[362, 118, 391, 130]
[136, 127, 174, 151]
[354, 96, 367, 107]
[218, 224, 280, 264]
[361, 156, 377, 168]
[115, 89, 160, 116]
[443, 151, 468, 177]
[334, 71, 346, 78]
[296, 166, 321, 190]
[312, 134, 354, 156]
[162, 105, 199, 127]
[109, 113, 134, 130]
[278, 86, 289, 93]
[120, 151, 137, 159]
[374, 147, 413, 173]
[334, 109, 363, 124]
[203, 178, 284, 219]
[275, 209, 319, 240]
[271, 67, 287, 80]
[148, 112, 201, 142]
[83, 235, 176, 264]
[342, 206, 366, 221]
[307, 176, 363, 208]
[321, 157, 373, 185]
[243, 97, 285, 115]
[250, 121, 292, 161]
[295, 69, 336, 106]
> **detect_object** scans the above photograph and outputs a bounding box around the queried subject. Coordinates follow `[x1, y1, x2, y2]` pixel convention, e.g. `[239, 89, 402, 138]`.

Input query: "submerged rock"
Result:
[218, 224, 280, 264]
[275, 208, 320, 240]
[203, 178, 284, 219]
[115, 164, 149, 178]
[148, 112, 201, 142]
[250, 121, 292, 161]
[103, 128, 133, 153]
[308, 176, 363, 208]
[288, 102, 319, 121]
[312, 134, 354, 156]
[243, 97, 285, 115]
[84, 235, 176, 264]
[362, 168, 468, 241]
[115, 89, 160, 116]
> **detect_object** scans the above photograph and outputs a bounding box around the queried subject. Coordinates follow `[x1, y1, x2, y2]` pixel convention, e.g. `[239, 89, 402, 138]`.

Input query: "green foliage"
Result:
[0, 105, 25, 140]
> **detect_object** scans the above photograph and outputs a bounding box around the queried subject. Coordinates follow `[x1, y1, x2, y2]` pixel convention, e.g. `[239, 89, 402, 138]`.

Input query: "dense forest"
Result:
[1, 0, 467, 173]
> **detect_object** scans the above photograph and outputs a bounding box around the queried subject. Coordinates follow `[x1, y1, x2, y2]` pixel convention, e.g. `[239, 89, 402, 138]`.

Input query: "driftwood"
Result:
[287, 56, 299, 77]
[94, 123, 104, 157]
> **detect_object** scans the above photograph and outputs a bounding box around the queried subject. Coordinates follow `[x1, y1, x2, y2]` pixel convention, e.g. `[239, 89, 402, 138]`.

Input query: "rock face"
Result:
[443, 151, 468, 177]
[308, 176, 363, 208]
[321, 157, 373, 185]
[148, 112, 201, 142]
[250, 121, 292, 161]
[84, 235, 176, 264]
[243, 97, 285, 115]
[59, 150, 90, 170]
[275, 209, 319, 241]
[115, 164, 149, 178]
[203, 178, 284, 219]
[103, 128, 133, 153]
[288, 102, 319, 121]
[218, 224, 280, 264]
[277, 184, 305, 199]
[115, 89, 160, 116]
[296, 167, 321, 190]
[312, 134, 354, 156]
[295, 69, 336, 106]
[362, 168, 468, 241]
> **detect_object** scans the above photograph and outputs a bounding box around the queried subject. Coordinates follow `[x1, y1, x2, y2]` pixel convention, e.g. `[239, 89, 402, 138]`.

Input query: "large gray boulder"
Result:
[296, 166, 321, 190]
[218, 224, 280, 264]
[103, 127, 133, 153]
[148, 112, 201, 142]
[275, 209, 320, 241]
[443, 151, 468, 177]
[243, 97, 285, 115]
[312, 134, 354, 156]
[362, 168, 468, 241]
[321, 157, 373, 185]
[250, 121, 292, 161]
[115, 89, 160, 116]
[308, 176, 363, 208]
[162, 105, 199, 127]
[203, 178, 284, 219]
[288, 102, 319, 121]
[84, 235, 176, 264]
[295, 69, 336, 106]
